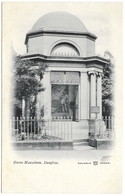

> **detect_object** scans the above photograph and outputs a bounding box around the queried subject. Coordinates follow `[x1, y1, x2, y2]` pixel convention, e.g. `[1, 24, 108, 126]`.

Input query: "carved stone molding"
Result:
[97, 72, 104, 77]
[87, 71, 103, 77]
[51, 71, 65, 84]
[51, 71, 80, 84]
[66, 71, 80, 84]
[87, 71, 96, 76]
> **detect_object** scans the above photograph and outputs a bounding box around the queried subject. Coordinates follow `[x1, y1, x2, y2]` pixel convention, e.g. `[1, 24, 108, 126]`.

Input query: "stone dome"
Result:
[31, 11, 88, 33]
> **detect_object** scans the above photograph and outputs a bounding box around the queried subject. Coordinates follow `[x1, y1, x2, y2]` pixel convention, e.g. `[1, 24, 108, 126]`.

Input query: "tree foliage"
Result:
[12, 49, 47, 116]
[102, 51, 115, 116]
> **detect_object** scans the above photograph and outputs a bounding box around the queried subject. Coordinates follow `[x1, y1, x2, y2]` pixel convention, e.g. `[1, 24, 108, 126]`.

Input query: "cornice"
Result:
[25, 29, 97, 45]
[21, 53, 109, 65]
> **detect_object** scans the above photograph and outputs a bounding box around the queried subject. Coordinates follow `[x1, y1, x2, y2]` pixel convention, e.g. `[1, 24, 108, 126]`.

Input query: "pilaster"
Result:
[80, 72, 89, 119]
[43, 71, 51, 119]
[87, 71, 97, 119]
[22, 98, 25, 118]
[87, 71, 103, 119]
[97, 73, 103, 119]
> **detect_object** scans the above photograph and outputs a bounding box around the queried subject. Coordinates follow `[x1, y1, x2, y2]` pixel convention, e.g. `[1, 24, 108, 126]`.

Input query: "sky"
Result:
[3, 2, 122, 60]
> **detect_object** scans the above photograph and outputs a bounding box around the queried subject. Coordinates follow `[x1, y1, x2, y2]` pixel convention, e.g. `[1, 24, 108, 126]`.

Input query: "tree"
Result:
[12, 49, 47, 117]
[102, 51, 115, 116]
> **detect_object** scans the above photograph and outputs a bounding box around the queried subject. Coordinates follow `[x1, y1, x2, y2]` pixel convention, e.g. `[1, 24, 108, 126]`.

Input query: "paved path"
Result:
[12, 148, 114, 162]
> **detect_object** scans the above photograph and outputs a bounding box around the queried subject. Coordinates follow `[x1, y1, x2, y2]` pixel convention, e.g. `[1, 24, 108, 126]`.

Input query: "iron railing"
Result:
[10, 117, 72, 141]
[10, 116, 114, 141]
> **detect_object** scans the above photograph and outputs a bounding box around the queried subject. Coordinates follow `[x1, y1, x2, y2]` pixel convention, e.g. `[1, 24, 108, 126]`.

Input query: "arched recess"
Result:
[49, 40, 82, 57]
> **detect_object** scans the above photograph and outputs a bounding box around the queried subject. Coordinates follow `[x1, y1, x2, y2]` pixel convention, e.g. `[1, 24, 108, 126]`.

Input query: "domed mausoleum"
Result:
[22, 11, 108, 128]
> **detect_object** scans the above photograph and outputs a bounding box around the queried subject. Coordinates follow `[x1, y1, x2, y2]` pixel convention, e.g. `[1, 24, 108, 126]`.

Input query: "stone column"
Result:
[43, 71, 51, 119]
[80, 72, 89, 120]
[75, 85, 79, 121]
[35, 71, 51, 119]
[97, 73, 102, 119]
[78, 84, 81, 121]
[34, 74, 43, 119]
[87, 71, 96, 119]
[24, 97, 30, 119]
[22, 97, 25, 118]
[36, 93, 41, 119]
[91, 72, 96, 119]
[36, 71, 51, 119]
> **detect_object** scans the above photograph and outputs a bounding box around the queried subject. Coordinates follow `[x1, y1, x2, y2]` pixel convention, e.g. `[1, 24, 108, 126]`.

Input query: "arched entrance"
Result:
[50, 71, 79, 121]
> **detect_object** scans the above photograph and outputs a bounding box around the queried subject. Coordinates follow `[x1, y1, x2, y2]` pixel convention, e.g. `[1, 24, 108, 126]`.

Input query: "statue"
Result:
[60, 91, 68, 112]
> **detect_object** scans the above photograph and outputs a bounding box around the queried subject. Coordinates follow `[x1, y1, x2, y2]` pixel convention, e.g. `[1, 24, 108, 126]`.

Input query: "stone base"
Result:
[79, 119, 89, 129]
[88, 138, 114, 150]
[11, 140, 73, 150]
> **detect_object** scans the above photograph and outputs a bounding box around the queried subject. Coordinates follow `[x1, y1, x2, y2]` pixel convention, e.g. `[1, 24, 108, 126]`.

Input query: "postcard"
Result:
[2, 2, 123, 193]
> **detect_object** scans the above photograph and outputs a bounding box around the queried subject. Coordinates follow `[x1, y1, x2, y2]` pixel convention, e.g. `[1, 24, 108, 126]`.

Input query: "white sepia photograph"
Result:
[2, 2, 123, 194]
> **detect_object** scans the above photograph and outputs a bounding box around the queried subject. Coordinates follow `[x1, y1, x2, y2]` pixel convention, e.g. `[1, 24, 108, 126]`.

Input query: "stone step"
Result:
[73, 139, 88, 143]
[73, 142, 89, 146]
[73, 145, 94, 151]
